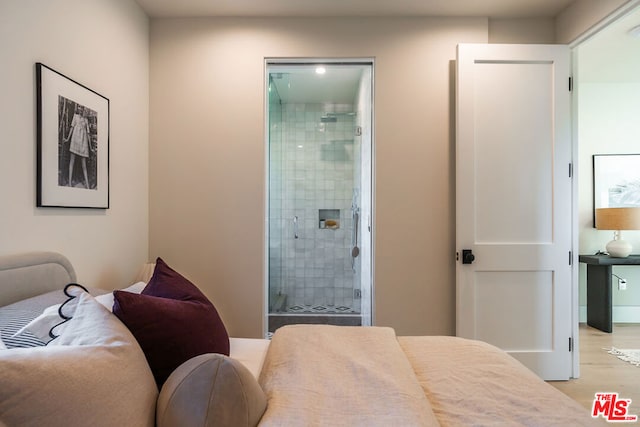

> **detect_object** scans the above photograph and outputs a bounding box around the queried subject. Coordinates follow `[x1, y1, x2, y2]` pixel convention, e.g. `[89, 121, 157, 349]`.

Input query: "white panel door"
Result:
[456, 44, 572, 380]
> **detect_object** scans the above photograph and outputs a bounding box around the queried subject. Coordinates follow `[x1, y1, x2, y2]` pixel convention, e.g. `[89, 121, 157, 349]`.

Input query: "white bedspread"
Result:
[229, 337, 270, 379]
[399, 336, 600, 426]
[258, 325, 439, 426]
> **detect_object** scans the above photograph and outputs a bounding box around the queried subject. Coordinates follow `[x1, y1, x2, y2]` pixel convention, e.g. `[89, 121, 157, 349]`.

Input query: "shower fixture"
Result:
[324, 112, 355, 116]
[320, 112, 356, 123]
[320, 115, 337, 123]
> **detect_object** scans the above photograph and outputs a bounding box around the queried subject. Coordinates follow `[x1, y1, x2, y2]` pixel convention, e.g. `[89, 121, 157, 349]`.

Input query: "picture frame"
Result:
[36, 63, 109, 208]
[593, 154, 640, 227]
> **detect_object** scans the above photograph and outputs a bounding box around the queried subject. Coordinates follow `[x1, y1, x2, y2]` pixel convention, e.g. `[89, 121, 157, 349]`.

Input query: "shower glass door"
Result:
[266, 60, 373, 335]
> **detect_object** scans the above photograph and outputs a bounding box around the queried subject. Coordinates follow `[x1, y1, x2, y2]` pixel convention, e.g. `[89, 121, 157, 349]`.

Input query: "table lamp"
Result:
[595, 207, 640, 257]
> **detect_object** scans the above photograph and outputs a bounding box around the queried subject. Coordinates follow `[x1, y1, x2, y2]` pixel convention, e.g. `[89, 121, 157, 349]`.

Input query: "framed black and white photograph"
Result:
[593, 154, 640, 226]
[36, 63, 109, 208]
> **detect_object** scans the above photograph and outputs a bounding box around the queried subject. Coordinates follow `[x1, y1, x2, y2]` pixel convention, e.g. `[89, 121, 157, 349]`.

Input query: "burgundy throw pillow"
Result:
[113, 258, 229, 387]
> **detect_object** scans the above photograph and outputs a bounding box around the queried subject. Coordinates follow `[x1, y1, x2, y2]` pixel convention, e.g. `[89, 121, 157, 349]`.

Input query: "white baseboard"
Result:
[579, 305, 640, 323]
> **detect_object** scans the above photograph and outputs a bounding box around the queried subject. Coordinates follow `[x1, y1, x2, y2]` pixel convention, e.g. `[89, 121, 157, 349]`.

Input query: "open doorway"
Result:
[553, 2, 640, 408]
[575, 5, 640, 328]
[264, 60, 374, 337]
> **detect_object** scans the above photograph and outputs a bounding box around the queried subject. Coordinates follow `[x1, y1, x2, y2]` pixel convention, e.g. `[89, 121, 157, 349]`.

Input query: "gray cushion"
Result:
[0, 252, 76, 307]
[157, 353, 267, 427]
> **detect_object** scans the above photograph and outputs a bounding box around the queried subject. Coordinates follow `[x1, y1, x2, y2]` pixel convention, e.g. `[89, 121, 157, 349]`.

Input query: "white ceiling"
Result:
[134, 0, 575, 19]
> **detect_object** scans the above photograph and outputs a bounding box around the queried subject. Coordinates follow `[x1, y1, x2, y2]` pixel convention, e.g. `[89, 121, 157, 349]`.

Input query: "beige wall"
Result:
[151, 12, 627, 338]
[149, 17, 488, 338]
[2, 1, 628, 336]
[488, 0, 636, 46]
[489, 18, 556, 43]
[0, 0, 149, 289]
[556, 0, 634, 44]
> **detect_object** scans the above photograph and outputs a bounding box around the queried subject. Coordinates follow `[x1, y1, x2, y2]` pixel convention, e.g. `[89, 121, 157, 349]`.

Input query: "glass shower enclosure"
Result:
[266, 61, 373, 335]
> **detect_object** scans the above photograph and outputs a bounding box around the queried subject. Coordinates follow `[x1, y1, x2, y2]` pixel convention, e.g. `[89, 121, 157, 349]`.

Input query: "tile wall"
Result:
[269, 102, 360, 313]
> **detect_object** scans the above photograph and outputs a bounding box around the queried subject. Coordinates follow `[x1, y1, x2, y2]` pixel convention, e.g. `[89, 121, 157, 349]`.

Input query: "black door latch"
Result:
[462, 249, 475, 264]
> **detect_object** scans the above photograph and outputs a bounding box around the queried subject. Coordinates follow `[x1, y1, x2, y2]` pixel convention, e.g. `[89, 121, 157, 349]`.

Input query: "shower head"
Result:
[320, 112, 355, 123]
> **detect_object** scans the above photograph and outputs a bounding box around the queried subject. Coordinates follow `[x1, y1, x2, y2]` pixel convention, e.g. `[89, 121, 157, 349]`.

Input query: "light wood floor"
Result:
[549, 323, 640, 416]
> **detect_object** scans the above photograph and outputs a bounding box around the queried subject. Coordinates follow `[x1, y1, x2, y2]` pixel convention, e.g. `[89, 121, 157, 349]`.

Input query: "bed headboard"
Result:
[0, 252, 76, 307]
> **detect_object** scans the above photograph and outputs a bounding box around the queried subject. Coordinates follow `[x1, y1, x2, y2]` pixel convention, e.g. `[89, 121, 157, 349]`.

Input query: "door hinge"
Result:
[569, 337, 573, 352]
[569, 251, 572, 265]
[569, 77, 573, 92]
[569, 163, 573, 178]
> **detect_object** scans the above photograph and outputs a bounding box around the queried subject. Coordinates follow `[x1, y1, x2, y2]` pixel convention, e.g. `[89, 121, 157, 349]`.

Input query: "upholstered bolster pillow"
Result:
[157, 353, 267, 427]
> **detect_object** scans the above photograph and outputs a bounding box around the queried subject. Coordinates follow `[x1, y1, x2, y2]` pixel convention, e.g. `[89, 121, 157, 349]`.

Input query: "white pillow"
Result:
[0, 292, 158, 427]
[93, 281, 146, 312]
[13, 281, 146, 342]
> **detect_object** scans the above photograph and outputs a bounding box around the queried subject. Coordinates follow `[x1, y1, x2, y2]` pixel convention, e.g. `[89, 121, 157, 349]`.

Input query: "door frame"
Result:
[568, 0, 640, 378]
[262, 58, 376, 338]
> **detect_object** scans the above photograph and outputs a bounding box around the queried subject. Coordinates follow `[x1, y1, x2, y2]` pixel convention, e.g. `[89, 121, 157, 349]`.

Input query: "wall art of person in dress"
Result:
[57, 96, 98, 189]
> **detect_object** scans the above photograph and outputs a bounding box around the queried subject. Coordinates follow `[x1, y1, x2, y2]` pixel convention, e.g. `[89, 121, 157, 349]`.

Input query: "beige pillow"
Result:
[0, 293, 157, 427]
[157, 353, 267, 427]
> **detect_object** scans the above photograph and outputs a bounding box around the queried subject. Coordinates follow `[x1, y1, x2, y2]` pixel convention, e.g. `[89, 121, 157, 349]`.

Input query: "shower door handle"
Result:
[351, 210, 360, 272]
[293, 216, 299, 239]
[352, 211, 360, 255]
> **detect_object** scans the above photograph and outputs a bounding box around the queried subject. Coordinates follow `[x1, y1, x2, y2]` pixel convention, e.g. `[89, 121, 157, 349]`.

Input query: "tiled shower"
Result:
[267, 63, 372, 333]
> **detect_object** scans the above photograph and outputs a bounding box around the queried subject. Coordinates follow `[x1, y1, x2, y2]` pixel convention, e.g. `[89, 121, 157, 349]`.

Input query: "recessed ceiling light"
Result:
[629, 25, 640, 38]
[315, 67, 326, 75]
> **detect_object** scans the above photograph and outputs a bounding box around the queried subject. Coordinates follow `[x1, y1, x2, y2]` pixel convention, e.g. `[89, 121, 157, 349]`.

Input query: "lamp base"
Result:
[606, 238, 632, 258]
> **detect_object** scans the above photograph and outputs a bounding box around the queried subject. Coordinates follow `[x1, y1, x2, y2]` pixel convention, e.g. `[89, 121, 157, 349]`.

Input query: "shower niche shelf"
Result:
[319, 209, 340, 229]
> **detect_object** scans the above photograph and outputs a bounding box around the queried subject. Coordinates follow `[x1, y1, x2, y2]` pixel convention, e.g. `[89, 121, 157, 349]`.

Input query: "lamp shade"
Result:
[595, 207, 640, 230]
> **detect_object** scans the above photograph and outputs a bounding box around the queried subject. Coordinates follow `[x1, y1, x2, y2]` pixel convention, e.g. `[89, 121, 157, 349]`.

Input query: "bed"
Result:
[0, 252, 598, 426]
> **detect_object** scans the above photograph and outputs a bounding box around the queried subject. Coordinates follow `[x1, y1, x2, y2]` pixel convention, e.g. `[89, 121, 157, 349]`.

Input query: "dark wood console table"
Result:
[579, 254, 640, 333]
